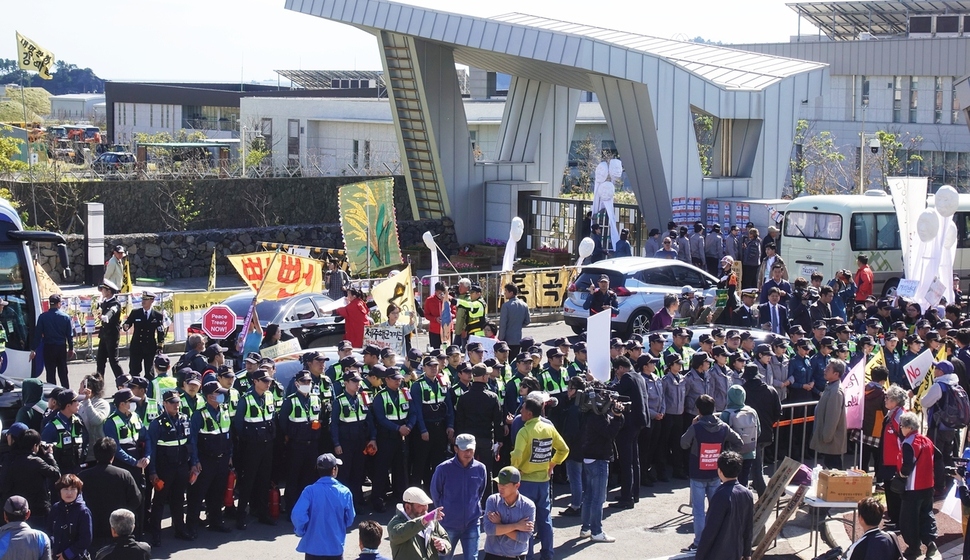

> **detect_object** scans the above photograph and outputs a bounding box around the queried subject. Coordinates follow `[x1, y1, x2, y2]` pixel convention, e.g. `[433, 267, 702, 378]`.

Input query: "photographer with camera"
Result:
[611, 356, 647, 510]
[0, 427, 60, 531]
[576, 380, 625, 543]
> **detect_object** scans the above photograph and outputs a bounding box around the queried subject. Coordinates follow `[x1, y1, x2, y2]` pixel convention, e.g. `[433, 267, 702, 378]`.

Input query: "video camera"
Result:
[577, 380, 630, 416]
[945, 457, 969, 478]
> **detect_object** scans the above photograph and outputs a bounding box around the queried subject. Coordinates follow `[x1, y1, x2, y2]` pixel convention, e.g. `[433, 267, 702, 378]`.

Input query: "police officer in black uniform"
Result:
[454, 364, 504, 489]
[331, 368, 375, 506]
[97, 280, 125, 379]
[232, 368, 277, 528]
[370, 367, 415, 512]
[146, 389, 195, 545]
[408, 356, 453, 489]
[280, 370, 326, 513]
[187, 381, 233, 534]
[122, 291, 166, 376]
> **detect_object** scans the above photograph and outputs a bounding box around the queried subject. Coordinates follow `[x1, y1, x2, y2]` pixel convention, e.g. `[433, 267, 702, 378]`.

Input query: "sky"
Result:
[3, 0, 822, 83]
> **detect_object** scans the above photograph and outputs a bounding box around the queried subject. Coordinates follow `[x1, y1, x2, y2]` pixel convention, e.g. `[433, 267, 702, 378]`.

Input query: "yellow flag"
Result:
[207, 248, 217, 292]
[912, 345, 950, 414]
[369, 266, 415, 322]
[865, 345, 886, 383]
[227, 252, 322, 301]
[16, 32, 54, 80]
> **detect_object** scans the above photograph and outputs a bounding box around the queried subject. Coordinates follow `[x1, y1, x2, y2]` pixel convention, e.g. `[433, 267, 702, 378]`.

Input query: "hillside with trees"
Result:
[0, 59, 103, 94]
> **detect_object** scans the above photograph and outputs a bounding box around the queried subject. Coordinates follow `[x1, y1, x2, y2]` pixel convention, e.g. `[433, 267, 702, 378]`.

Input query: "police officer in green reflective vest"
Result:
[331, 368, 375, 506]
[232, 368, 277, 529]
[215, 368, 240, 417]
[104, 389, 149, 522]
[146, 389, 195, 545]
[457, 284, 487, 339]
[148, 354, 177, 406]
[41, 389, 87, 474]
[280, 370, 327, 512]
[127, 376, 158, 424]
[370, 367, 415, 512]
[187, 381, 233, 534]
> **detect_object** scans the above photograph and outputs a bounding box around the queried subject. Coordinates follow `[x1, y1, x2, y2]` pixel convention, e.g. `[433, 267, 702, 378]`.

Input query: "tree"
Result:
[872, 129, 923, 189]
[0, 126, 29, 178]
[561, 133, 604, 194]
[788, 119, 850, 196]
[692, 110, 715, 177]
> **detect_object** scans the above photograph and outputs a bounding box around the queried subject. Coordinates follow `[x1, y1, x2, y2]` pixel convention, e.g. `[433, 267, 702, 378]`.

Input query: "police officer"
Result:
[122, 291, 166, 376]
[505, 353, 534, 416]
[331, 368, 375, 506]
[361, 345, 382, 376]
[454, 364, 504, 488]
[457, 284, 487, 338]
[104, 388, 150, 536]
[443, 345, 463, 385]
[566, 341, 589, 379]
[187, 381, 233, 534]
[325, 340, 354, 386]
[449, 361, 473, 409]
[41, 389, 87, 474]
[232, 368, 277, 529]
[149, 355, 177, 408]
[409, 356, 453, 489]
[215, 368, 240, 417]
[146, 389, 195, 545]
[179, 370, 205, 418]
[538, 348, 568, 425]
[127, 376, 157, 423]
[97, 280, 125, 379]
[360, 364, 384, 405]
[280, 370, 326, 512]
[235, 352, 261, 394]
[331, 355, 357, 397]
[370, 367, 415, 512]
[491, 341, 513, 383]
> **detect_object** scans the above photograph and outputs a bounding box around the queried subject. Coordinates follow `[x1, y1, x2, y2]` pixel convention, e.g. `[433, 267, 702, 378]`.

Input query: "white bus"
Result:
[781, 189, 970, 297]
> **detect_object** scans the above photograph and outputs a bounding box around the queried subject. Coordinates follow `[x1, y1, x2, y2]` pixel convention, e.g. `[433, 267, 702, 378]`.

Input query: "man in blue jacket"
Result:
[30, 294, 74, 387]
[291, 453, 356, 560]
[430, 433, 487, 560]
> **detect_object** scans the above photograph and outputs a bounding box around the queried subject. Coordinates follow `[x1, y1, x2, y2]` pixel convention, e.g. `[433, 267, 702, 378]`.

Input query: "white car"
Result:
[563, 257, 719, 337]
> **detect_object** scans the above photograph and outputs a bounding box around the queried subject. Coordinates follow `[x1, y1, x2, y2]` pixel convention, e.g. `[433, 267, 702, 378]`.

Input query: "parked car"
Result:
[562, 257, 719, 337]
[0, 375, 57, 428]
[188, 291, 346, 368]
[91, 151, 135, 175]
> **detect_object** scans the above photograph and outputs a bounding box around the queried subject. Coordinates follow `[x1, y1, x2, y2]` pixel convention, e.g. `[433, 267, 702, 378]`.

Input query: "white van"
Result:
[781, 189, 970, 297]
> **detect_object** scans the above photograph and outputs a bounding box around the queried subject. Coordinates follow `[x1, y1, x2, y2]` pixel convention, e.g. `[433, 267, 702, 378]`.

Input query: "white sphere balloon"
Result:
[916, 210, 940, 242]
[509, 217, 525, 243]
[578, 237, 595, 259]
[422, 231, 435, 250]
[936, 185, 960, 218]
[945, 220, 958, 248]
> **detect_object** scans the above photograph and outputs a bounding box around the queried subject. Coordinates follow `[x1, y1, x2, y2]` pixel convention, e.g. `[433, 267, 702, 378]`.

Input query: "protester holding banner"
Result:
[335, 288, 372, 348]
[379, 304, 415, 353]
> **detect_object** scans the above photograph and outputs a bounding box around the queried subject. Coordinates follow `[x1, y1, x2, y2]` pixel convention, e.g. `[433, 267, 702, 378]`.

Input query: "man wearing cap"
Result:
[499, 284, 530, 358]
[430, 433, 487, 560]
[212, 367, 240, 417]
[441, 346, 462, 386]
[388, 487, 450, 560]
[291, 452, 355, 560]
[584, 275, 618, 317]
[410, 355, 454, 490]
[287, 352, 335, 412]
[565, 342, 588, 381]
[331, 367, 375, 507]
[810, 337, 835, 399]
[371, 367, 416, 512]
[484, 467, 535, 560]
[663, 328, 695, 367]
[232, 368, 278, 528]
[175, 334, 208, 384]
[178, 370, 205, 419]
[454, 365, 504, 490]
[280, 371, 328, 514]
[95, 280, 126, 379]
[31, 294, 74, 387]
[611, 356, 648, 509]
[326, 341, 355, 387]
[448, 362, 473, 410]
[511, 393, 568, 560]
[122, 292, 166, 377]
[146, 389, 194, 544]
[538, 348, 569, 428]
[104, 245, 126, 289]
[504, 354, 533, 417]
[492, 341, 513, 384]
[186, 381, 233, 535]
[103, 390, 149, 505]
[146, 356, 175, 415]
[456, 285, 487, 341]
[0, 496, 52, 560]
[921, 359, 962, 487]
[41, 390, 88, 475]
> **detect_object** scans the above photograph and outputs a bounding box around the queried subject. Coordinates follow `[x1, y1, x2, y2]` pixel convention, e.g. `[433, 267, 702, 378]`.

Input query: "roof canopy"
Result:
[789, 1, 970, 40]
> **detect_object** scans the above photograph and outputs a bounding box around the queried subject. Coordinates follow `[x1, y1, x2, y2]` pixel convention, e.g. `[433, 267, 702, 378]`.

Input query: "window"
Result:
[909, 77, 919, 123]
[261, 118, 273, 155]
[287, 119, 299, 163]
[122, 104, 126, 126]
[954, 77, 961, 124]
[670, 265, 711, 289]
[784, 211, 842, 240]
[893, 77, 903, 123]
[937, 15, 959, 33]
[132, 105, 136, 127]
[352, 140, 360, 167]
[955, 212, 970, 249]
[861, 75, 870, 107]
[850, 213, 901, 251]
[910, 16, 932, 33]
[935, 77, 944, 124]
[149, 105, 153, 127]
[637, 268, 677, 287]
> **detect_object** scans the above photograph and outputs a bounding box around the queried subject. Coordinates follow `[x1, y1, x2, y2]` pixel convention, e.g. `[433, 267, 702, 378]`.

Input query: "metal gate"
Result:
[524, 196, 646, 256]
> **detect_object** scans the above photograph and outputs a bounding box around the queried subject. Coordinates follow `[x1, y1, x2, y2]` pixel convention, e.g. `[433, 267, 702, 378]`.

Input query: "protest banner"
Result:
[467, 335, 497, 360]
[260, 338, 303, 359]
[363, 325, 405, 356]
[171, 291, 245, 341]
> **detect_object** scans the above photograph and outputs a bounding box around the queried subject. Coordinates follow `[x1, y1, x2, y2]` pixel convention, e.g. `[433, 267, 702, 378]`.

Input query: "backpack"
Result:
[936, 382, 970, 429]
[724, 406, 760, 455]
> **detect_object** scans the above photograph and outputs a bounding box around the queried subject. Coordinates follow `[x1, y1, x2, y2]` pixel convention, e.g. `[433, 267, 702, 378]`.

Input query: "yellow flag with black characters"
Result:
[16, 32, 54, 80]
[207, 248, 216, 292]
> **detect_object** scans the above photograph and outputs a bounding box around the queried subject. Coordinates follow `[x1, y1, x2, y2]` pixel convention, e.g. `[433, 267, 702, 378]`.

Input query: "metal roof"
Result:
[788, 1, 970, 40]
[494, 13, 826, 90]
[274, 70, 385, 89]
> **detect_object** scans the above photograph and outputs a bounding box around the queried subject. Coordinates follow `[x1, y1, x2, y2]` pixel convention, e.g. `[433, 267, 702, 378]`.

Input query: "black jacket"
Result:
[616, 371, 649, 429]
[0, 448, 60, 515]
[561, 398, 584, 461]
[122, 308, 166, 350]
[95, 535, 151, 560]
[453, 382, 504, 442]
[847, 528, 902, 560]
[696, 480, 754, 560]
[77, 464, 142, 549]
[742, 375, 783, 444]
[579, 410, 623, 461]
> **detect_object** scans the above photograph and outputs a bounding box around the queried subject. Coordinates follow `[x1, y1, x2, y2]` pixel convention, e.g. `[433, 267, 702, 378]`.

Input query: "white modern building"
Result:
[49, 93, 104, 121]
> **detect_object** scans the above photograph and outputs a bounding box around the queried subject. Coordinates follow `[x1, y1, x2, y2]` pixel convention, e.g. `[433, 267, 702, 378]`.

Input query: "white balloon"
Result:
[945, 220, 958, 248]
[578, 237, 595, 259]
[422, 231, 435, 250]
[936, 185, 960, 218]
[608, 159, 623, 182]
[510, 217, 524, 243]
[916, 210, 940, 242]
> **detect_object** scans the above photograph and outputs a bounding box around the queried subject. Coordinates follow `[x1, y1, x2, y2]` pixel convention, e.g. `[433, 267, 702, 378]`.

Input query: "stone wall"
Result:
[33, 217, 457, 282]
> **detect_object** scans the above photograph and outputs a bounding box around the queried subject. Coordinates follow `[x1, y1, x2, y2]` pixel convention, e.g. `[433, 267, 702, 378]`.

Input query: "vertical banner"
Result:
[338, 178, 403, 274]
[586, 310, 612, 381]
[843, 360, 865, 430]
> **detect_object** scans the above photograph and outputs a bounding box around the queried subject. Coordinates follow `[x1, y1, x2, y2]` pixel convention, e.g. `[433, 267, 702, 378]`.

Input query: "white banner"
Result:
[363, 325, 405, 356]
[896, 279, 919, 298]
[586, 310, 612, 382]
[467, 335, 497, 360]
[843, 360, 865, 430]
[904, 349, 935, 390]
[260, 337, 302, 359]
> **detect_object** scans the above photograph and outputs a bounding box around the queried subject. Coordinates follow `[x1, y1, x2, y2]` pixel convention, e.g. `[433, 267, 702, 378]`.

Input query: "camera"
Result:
[869, 138, 881, 155]
[578, 381, 630, 416]
[945, 457, 968, 478]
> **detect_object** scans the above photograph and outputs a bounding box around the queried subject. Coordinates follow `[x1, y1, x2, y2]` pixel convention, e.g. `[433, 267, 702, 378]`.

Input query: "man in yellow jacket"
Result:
[511, 392, 569, 560]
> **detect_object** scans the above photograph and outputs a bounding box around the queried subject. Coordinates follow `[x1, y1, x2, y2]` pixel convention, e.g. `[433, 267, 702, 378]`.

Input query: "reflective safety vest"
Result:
[311, 377, 334, 400]
[336, 393, 367, 423]
[540, 367, 566, 394]
[197, 405, 231, 458]
[286, 394, 322, 423]
[452, 383, 470, 404]
[496, 362, 512, 383]
[198, 406, 231, 435]
[490, 375, 506, 395]
[108, 411, 143, 454]
[154, 413, 189, 447]
[460, 298, 487, 334]
[221, 387, 240, 417]
[243, 393, 275, 425]
[377, 389, 409, 422]
[416, 377, 447, 405]
[180, 393, 203, 418]
[50, 415, 85, 470]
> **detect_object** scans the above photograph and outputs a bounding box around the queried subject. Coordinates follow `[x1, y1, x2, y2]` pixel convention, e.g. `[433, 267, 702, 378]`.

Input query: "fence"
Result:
[525, 196, 647, 256]
[769, 400, 818, 469]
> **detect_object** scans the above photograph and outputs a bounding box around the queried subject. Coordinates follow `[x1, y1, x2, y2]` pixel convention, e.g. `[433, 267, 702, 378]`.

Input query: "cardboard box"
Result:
[816, 470, 873, 503]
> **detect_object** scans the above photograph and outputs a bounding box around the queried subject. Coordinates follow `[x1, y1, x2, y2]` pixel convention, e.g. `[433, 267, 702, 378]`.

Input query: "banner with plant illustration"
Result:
[338, 178, 402, 274]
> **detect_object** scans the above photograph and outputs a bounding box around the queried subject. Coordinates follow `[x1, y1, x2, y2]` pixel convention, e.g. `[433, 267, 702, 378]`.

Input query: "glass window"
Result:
[286, 297, 318, 322]
[670, 265, 709, 289]
[956, 212, 970, 249]
[850, 213, 901, 251]
[893, 77, 903, 123]
[783, 212, 842, 240]
[637, 267, 678, 287]
[909, 77, 918, 124]
[954, 77, 962, 124]
[0, 248, 34, 351]
[935, 77, 943, 124]
[861, 75, 870, 107]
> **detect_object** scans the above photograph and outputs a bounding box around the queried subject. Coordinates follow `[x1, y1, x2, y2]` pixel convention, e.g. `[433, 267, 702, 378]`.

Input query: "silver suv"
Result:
[563, 257, 719, 337]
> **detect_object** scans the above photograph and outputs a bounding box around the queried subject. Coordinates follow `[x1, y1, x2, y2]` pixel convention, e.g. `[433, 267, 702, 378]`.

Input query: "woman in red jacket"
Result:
[897, 411, 938, 560]
[335, 287, 372, 348]
[880, 384, 907, 529]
